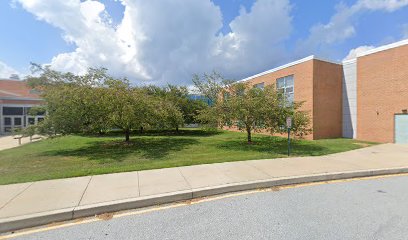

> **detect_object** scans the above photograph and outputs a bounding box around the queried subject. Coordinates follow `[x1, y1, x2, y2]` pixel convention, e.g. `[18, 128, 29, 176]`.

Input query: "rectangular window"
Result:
[3, 107, 23, 116]
[276, 75, 294, 104]
[14, 117, 22, 126]
[25, 107, 46, 116]
[4, 117, 11, 125]
[28, 118, 35, 125]
[253, 82, 264, 89]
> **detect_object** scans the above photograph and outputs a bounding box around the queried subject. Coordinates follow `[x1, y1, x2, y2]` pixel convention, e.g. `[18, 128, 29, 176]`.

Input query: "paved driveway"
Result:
[6, 174, 408, 240]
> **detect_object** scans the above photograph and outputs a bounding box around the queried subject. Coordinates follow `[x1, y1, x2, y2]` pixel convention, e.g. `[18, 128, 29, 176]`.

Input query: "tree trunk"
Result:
[125, 129, 130, 142]
[140, 126, 144, 134]
[246, 127, 252, 144]
[176, 126, 179, 133]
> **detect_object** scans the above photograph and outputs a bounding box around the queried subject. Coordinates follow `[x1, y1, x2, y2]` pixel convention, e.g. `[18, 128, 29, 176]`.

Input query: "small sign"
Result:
[286, 117, 292, 128]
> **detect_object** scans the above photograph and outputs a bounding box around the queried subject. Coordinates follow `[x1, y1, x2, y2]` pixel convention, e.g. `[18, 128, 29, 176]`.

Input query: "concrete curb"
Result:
[73, 190, 192, 219]
[1, 167, 408, 233]
[0, 208, 74, 233]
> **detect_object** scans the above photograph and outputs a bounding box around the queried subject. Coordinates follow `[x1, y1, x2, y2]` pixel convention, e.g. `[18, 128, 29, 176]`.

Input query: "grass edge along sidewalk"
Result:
[1, 144, 408, 234]
[0, 129, 377, 185]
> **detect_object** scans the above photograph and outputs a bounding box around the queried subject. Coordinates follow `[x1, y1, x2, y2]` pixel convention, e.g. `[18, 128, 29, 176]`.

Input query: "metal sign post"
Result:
[286, 117, 292, 156]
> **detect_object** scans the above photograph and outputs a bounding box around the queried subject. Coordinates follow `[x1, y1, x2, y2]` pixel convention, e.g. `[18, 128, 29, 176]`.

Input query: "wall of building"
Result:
[342, 59, 357, 138]
[244, 59, 315, 139]
[0, 100, 44, 134]
[312, 60, 343, 139]
[357, 44, 408, 143]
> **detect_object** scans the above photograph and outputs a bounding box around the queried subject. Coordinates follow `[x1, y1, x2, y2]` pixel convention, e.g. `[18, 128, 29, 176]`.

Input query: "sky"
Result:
[0, 0, 408, 85]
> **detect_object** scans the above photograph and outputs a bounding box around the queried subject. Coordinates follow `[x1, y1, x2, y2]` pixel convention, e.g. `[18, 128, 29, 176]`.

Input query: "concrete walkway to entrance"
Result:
[1, 143, 408, 232]
[0, 135, 43, 151]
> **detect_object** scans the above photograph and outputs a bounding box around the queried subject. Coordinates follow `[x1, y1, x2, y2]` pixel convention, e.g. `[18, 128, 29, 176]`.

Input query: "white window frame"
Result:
[276, 75, 294, 104]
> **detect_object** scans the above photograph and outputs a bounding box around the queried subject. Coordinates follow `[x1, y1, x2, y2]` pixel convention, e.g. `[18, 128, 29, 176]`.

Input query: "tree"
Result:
[26, 67, 112, 135]
[194, 73, 312, 143]
[27, 65, 147, 141]
[192, 71, 234, 105]
[221, 82, 271, 143]
[143, 84, 206, 132]
[105, 79, 158, 142]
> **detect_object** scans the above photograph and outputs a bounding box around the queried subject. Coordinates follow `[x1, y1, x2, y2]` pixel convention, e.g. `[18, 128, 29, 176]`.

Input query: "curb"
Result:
[1, 167, 408, 233]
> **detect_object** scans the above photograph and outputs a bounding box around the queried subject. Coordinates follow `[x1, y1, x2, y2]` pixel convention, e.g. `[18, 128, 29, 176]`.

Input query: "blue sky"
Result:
[0, 0, 408, 85]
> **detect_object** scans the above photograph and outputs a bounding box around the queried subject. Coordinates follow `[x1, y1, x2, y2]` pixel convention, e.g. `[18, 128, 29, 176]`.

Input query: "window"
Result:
[14, 118, 22, 126]
[4, 117, 11, 126]
[28, 118, 35, 125]
[25, 107, 46, 116]
[253, 82, 264, 89]
[38, 117, 44, 123]
[276, 75, 294, 104]
[3, 107, 23, 116]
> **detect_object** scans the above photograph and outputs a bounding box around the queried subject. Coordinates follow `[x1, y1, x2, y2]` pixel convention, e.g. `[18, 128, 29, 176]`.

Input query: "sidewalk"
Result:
[0, 135, 43, 151]
[1, 143, 408, 232]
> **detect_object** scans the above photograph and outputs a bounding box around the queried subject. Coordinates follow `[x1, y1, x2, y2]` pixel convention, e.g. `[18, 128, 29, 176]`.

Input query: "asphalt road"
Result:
[6, 175, 408, 240]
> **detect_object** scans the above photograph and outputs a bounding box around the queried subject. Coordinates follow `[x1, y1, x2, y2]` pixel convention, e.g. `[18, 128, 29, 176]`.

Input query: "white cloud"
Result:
[297, 0, 408, 56]
[358, 0, 408, 11]
[16, 0, 293, 85]
[214, 0, 292, 78]
[17, 0, 149, 81]
[343, 45, 375, 60]
[0, 61, 21, 79]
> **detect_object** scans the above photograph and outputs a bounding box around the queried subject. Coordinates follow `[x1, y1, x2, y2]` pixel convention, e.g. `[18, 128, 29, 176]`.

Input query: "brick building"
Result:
[239, 39, 408, 143]
[0, 79, 45, 134]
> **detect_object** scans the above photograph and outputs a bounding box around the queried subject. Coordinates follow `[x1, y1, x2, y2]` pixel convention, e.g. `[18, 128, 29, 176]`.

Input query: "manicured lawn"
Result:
[0, 129, 376, 185]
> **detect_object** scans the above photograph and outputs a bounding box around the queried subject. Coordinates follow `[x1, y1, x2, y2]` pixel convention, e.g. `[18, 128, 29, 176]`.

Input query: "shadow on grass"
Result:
[216, 136, 329, 156]
[88, 128, 221, 138]
[42, 137, 199, 163]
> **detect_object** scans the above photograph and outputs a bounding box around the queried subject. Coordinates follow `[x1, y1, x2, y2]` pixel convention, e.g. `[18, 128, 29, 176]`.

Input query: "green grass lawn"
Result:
[0, 129, 376, 185]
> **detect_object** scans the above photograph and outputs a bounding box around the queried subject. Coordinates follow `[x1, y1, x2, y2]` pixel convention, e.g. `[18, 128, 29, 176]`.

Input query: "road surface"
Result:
[4, 174, 408, 240]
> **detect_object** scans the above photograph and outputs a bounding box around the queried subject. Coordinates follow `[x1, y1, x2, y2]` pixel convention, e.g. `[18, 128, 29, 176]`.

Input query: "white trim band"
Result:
[238, 55, 341, 82]
[357, 39, 408, 57]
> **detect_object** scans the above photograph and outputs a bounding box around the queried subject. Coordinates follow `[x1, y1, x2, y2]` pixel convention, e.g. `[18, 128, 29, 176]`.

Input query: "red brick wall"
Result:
[357, 44, 408, 143]
[312, 60, 343, 139]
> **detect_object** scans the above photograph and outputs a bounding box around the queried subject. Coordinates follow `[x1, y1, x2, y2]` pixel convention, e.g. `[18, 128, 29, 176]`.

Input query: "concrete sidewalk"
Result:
[1, 143, 408, 232]
[0, 135, 43, 151]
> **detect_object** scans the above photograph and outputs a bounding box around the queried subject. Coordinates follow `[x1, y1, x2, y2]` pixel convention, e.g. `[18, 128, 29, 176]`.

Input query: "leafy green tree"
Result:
[192, 71, 234, 105]
[104, 79, 158, 141]
[194, 73, 312, 143]
[26, 66, 113, 135]
[221, 82, 271, 143]
[183, 98, 208, 125]
[143, 84, 206, 132]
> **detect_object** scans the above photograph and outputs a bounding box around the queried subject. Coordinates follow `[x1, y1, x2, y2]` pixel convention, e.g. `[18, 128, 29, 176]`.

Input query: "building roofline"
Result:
[342, 58, 357, 64]
[238, 55, 340, 82]
[357, 39, 408, 57]
[0, 97, 43, 101]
